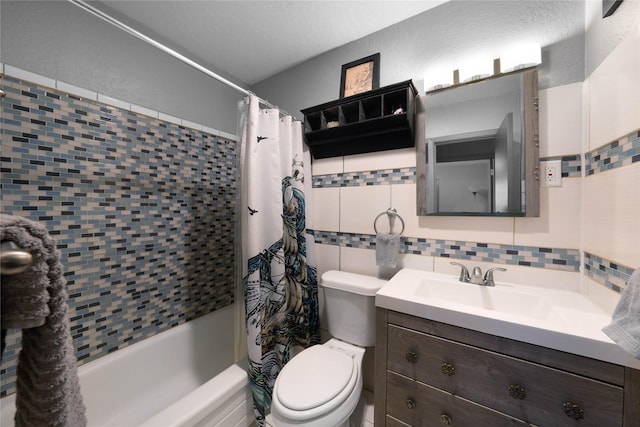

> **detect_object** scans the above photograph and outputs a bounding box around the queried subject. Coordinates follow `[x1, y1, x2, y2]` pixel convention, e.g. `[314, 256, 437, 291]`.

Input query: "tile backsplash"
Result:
[314, 231, 580, 272]
[0, 74, 237, 396]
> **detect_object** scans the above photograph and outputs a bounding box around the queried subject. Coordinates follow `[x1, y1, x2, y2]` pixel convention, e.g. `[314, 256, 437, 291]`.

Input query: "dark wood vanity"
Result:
[375, 308, 640, 426]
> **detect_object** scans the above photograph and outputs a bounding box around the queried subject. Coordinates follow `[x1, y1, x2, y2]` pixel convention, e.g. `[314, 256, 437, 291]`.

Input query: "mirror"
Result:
[417, 69, 539, 216]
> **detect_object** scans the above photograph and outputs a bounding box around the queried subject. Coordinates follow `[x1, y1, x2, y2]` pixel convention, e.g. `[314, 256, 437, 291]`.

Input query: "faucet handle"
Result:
[483, 267, 507, 286]
[450, 262, 470, 282]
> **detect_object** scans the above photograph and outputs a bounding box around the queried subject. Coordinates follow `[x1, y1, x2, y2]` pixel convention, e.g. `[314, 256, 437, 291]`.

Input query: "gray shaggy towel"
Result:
[1, 214, 86, 427]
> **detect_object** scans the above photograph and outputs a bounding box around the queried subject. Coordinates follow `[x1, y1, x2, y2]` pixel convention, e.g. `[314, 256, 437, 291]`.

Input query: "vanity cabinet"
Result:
[301, 80, 417, 159]
[375, 309, 640, 426]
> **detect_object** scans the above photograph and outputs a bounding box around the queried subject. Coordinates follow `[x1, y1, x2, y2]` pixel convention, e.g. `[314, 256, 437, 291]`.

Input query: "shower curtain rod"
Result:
[68, 0, 294, 118]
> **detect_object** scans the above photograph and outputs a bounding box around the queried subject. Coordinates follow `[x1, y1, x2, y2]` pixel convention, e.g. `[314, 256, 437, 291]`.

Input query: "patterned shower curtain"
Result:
[240, 95, 320, 426]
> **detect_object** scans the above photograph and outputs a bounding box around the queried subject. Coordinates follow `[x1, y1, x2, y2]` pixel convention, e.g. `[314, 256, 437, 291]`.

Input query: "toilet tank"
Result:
[321, 270, 387, 347]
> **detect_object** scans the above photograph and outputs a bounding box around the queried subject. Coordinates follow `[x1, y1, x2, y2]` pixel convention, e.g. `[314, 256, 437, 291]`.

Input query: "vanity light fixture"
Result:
[499, 43, 542, 73]
[424, 44, 541, 93]
[424, 65, 454, 92]
[458, 55, 495, 83]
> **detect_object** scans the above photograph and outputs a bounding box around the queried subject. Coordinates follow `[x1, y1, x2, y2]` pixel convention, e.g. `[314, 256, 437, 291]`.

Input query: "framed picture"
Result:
[603, 0, 623, 17]
[339, 53, 380, 98]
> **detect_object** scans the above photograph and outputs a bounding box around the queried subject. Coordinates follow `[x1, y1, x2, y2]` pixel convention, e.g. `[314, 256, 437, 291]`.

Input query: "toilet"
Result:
[270, 270, 387, 427]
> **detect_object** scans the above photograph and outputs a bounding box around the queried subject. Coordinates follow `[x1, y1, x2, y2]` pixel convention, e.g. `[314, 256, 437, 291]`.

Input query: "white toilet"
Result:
[270, 270, 387, 427]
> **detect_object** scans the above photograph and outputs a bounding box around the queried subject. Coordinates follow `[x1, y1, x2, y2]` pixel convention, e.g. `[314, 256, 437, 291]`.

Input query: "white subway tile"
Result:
[5, 65, 56, 89]
[584, 275, 620, 314]
[158, 112, 182, 126]
[539, 83, 584, 157]
[583, 164, 640, 268]
[589, 25, 640, 150]
[181, 119, 203, 132]
[313, 187, 340, 232]
[339, 247, 380, 277]
[312, 157, 343, 176]
[201, 126, 220, 136]
[344, 147, 416, 173]
[56, 80, 98, 100]
[340, 185, 391, 235]
[218, 130, 238, 141]
[314, 243, 340, 278]
[514, 179, 582, 248]
[130, 104, 159, 118]
[97, 93, 130, 111]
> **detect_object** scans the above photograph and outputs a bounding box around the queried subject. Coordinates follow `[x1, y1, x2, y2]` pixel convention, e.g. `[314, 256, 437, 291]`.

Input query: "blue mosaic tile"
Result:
[0, 75, 237, 396]
[584, 252, 634, 293]
[585, 129, 640, 175]
[313, 230, 580, 272]
[313, 167, 416, 187]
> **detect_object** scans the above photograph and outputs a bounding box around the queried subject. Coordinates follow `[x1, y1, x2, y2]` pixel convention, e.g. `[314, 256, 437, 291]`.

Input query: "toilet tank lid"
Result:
[321, 270, 388, 296]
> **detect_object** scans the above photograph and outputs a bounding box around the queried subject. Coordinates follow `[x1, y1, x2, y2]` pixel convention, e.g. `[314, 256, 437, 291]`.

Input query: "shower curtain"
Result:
[239, 95, 320, 426]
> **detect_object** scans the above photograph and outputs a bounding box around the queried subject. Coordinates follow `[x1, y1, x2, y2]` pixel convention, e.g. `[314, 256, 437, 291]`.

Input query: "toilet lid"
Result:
[276, 345, 355, 411]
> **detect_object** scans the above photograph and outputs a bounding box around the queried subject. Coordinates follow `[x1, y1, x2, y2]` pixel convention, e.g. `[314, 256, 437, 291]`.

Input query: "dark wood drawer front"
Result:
[388, 325, 624, 427]
[386, 415, 411, 427]
[387, 371, 529, 426]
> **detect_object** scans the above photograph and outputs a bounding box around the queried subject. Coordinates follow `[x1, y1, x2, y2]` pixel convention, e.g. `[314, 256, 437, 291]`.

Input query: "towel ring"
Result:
[374, 208, 405, 235]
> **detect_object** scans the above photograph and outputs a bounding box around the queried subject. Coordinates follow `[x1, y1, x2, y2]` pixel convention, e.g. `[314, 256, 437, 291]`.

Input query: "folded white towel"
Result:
[602, 267, 640, 360]
[376, 233, 400, 268]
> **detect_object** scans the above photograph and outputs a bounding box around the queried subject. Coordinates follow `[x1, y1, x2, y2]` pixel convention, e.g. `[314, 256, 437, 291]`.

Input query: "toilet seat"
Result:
[273, 344, 358, 421]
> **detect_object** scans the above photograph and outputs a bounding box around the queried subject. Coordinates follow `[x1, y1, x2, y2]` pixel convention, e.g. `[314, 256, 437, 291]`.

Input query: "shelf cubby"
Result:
[301, 80, 417, 159]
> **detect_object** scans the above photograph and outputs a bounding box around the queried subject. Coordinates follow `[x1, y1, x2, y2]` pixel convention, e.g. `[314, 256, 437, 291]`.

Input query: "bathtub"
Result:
[0, 305, 254, 426]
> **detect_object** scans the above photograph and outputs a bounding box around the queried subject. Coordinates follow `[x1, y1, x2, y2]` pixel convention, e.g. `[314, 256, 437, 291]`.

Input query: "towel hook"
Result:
[374, 208, 405, 235]
[1, 241, 33, 275]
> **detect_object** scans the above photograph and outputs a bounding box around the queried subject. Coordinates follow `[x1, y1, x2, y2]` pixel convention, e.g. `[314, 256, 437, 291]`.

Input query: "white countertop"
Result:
[375, 268, 640, 370]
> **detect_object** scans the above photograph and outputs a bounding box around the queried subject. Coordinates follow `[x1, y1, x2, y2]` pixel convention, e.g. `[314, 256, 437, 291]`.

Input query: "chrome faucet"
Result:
[450, 262, 506, 287]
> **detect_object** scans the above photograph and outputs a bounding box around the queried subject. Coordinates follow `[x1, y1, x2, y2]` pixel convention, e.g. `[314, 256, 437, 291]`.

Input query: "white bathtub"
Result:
[0, 305, 254, 427]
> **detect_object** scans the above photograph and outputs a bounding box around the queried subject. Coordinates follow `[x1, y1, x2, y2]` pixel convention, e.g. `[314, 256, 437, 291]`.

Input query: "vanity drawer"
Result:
[388, 325, 624, 427]
[387, 371, 529, 426]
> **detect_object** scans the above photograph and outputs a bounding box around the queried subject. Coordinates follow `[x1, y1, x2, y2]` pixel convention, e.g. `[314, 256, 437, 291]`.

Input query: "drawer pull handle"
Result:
[440, 414, 452, 426]
[441, 362, 455, 376]
[508, 384, 526, 400]
[406, 350, 418, 363]
[563, 401, 584, 420]
[406, 398, 416, 410]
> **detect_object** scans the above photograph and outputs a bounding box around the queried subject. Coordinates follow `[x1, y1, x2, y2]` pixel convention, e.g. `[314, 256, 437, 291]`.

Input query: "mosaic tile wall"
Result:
[585, 130, 639, 175]
[311, 157, 580, 188]
[311, 159, 582, 274]
[312, 137, 639, 292]
[314, 231, 580, 272]
[584, 252, 635, 293]
[0, 75, 237, 396]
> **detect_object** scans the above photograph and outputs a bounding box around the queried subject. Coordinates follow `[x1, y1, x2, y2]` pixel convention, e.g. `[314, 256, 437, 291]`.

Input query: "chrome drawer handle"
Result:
[508, 384, 526, 400]
[440, 414, 452, 426]
[406, 350, 418, 364]
[441, 362, 455, 376]
[406, 398, 416, 410]
[563, 401, 584, 420]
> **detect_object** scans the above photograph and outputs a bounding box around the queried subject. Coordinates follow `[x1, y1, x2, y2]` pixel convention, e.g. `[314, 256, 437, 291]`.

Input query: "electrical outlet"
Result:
[541, 160, 562, 187]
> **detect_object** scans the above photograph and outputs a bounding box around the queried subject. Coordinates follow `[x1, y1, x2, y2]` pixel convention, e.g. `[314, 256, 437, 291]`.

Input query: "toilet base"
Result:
[268, 393, 365, 427]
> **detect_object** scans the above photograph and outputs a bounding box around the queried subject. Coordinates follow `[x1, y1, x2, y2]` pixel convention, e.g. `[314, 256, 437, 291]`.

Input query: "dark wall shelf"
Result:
[301, 80, 417, 159]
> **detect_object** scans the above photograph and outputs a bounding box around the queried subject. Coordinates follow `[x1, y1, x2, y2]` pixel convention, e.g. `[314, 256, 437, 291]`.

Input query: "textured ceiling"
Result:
[92, 1, 448, 86]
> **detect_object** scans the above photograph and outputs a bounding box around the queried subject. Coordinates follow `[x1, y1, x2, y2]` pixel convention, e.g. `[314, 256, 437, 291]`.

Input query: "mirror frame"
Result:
[416, 68, 539, 217]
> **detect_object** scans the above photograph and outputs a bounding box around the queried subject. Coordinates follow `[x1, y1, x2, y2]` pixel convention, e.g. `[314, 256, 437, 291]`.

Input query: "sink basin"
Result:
[375, 268, 640, 370]
[414, 277, 552, 320]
